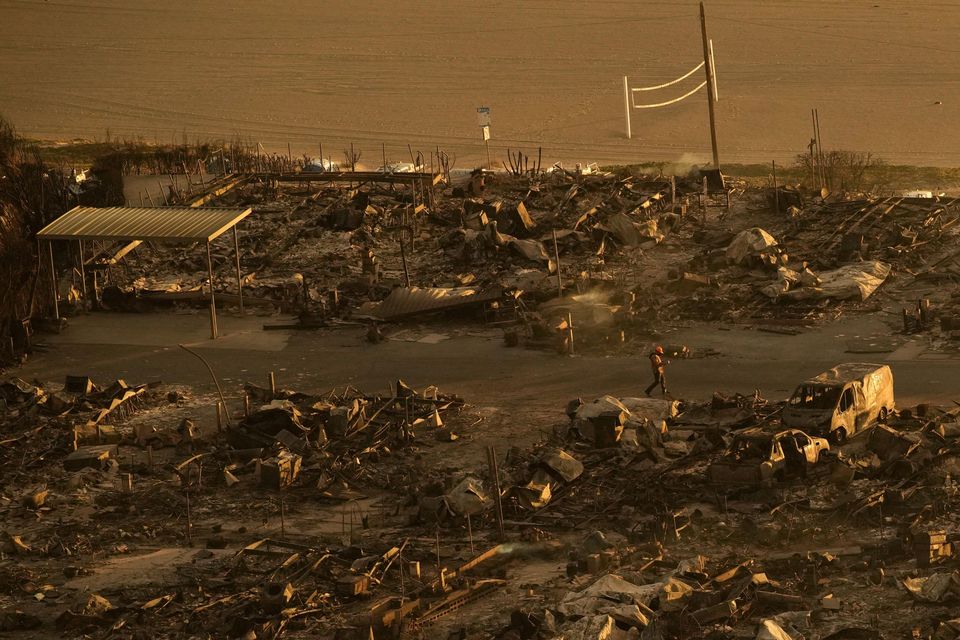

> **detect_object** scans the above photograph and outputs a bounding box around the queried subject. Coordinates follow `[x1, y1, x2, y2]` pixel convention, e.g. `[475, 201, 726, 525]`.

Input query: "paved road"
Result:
[18, 312, 960, 417]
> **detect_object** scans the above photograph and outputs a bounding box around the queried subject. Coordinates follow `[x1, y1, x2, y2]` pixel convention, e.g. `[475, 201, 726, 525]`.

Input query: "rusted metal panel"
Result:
[371, 285, 502, 320]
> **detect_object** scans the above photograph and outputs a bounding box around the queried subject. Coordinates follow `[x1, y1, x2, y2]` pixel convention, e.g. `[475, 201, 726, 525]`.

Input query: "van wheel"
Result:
[831, 428, 847, 445]
[878, 407, 889, 423]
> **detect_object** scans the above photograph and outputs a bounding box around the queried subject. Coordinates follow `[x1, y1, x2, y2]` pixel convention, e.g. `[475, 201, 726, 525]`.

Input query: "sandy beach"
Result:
[2, 0, 959, 167]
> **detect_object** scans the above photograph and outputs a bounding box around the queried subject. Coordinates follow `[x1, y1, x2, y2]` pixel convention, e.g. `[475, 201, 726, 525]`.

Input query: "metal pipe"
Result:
[233, 226, 244, 314]
[47, 241, 60, 320]
[78, 239, 87, 304]
[623, 76, 632, 139]
[206, 240, 217, 339]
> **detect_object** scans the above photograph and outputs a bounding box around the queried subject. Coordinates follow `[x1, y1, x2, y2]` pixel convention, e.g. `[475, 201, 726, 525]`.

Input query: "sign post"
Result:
[477, 107, 492, 168]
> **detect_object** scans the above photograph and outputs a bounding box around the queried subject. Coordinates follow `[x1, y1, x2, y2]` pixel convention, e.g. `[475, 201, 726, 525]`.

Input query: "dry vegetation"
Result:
[0, 116, 76, 348]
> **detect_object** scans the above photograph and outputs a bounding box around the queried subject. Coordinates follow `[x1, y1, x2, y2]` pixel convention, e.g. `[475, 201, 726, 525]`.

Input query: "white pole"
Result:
[623, 76, 632, 139]
[709, 39, 719, 102]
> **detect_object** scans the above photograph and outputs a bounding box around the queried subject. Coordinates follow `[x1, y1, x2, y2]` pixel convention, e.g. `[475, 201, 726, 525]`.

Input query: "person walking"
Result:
[645, 345, 668, 397]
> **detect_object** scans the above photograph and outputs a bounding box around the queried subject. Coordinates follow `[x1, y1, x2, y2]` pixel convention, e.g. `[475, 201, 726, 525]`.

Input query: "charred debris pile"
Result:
[0, 373, 477, 637]
[4, 371, 960, 638]
[59, 166, 960, 354]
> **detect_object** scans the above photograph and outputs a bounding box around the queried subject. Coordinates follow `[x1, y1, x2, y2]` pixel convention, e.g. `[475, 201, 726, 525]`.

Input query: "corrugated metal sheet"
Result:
[371, 286, 502, 320]
[36, 206, 252, 242]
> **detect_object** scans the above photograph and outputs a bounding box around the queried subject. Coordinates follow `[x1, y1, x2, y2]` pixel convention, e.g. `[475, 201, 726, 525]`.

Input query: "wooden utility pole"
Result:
[700, 2, 720, 168]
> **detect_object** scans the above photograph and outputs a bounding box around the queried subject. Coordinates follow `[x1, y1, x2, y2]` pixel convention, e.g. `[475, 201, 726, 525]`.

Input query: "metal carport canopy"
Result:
[36, 205, 253, 340]
[36, 206, 252, 242]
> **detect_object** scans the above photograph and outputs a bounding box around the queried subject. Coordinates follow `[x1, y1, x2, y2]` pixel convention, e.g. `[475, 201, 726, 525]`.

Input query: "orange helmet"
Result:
[655, 346, 664, 354]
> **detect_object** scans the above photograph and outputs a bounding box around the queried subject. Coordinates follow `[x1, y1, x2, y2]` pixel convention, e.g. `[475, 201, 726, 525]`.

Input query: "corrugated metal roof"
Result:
[36, 206, 252, 242]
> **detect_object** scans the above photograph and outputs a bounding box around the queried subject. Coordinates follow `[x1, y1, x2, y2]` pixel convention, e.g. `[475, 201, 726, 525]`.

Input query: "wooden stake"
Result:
[268, 371, 277, 398]
[467, 514, 474, 554]
[435, 528, 444, 589]
[486, 446, 505, 541]
[702, 176, 708, 224]
[552, 230, 563, 297]
[400, 233, 411, 287]
[809, 110, 820, 188]
[772, 160, 780, 213]
[185, 491, 192, 545]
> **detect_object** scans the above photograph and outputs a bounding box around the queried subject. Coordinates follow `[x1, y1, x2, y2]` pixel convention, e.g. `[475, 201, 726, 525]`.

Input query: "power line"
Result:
[713, 15, 960, 55]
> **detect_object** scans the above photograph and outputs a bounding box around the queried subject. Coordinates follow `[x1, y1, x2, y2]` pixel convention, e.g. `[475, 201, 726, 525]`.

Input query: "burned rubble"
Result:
[43, 160, 960, 367]
[0, 372, 485, 638]
[2, 358, 960, 638]
[7, 158, 960, 640]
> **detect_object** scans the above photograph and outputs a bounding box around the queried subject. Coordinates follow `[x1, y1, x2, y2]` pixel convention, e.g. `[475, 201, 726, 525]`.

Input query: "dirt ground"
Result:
[3, 1, 960, 166]
[7, 309, 960, 638]
[18, 310, 960, 436]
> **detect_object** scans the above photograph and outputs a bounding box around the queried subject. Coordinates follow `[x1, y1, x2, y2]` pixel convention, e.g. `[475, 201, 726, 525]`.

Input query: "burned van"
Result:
[708, 428, 830, 487]
[782, 363, 894, 444]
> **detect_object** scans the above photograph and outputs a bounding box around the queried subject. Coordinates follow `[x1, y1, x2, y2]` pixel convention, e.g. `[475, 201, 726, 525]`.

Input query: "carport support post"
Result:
[206, 240, 218, 339]
[47, 241, 60, 320]
[233, 226, 244, 314]
[78, 240, 88, 304]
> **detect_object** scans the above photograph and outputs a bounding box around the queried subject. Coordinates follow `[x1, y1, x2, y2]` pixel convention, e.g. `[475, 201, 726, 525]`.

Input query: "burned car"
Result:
[708, 428, 830, 487]
[782, 363, 894, 444]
